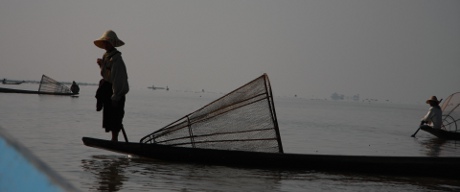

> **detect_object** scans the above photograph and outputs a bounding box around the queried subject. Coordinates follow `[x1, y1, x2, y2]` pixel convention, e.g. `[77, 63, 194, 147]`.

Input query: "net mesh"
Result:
[441, 92, 460, 132]
[141, 74, 284, 153]
[38, 75, 72, 94]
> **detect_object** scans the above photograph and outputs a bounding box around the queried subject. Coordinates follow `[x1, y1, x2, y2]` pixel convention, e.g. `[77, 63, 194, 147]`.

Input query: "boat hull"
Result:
[0, 87, 77, 96]
[83, 137, 460, 178]
[2, 82, 23, 85]
[420, 126, 460, 140]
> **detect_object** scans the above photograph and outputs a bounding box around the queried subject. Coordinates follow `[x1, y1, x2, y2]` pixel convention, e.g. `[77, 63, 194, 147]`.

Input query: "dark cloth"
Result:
[95, 80, 125, 133]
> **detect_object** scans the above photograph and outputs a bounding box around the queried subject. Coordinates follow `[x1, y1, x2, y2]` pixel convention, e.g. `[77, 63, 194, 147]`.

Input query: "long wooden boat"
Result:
[83, 76, 460, 178]
[420, 126, 460, 140]
[83, 137, 460, 178]
[0, 87, 77, 96]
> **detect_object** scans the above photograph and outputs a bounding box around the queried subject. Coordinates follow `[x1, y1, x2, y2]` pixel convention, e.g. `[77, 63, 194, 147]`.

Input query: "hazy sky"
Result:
[1, 0, 459, 103]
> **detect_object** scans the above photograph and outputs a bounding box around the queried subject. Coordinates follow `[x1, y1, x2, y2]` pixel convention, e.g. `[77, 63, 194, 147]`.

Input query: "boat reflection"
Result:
[418, 138, 447, 157]
[81, 155, 285, 191]
[80, 154, 460, 191]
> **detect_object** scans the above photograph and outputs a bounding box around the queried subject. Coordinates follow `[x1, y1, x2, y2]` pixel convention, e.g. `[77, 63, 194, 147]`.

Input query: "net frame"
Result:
[441, 92, 460, 132]
[140, 74, 284, 153]
[38, 75, 72, 94]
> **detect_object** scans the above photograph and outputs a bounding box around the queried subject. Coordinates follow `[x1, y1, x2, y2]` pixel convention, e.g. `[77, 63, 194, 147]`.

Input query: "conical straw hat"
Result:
[94, 30, 125, 49]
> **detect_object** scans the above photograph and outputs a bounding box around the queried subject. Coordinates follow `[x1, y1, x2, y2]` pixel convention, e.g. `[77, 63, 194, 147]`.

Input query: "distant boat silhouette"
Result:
[0, 75, 78, 96]
[148, 84, 169, 91]
[2, 79, 24, 85]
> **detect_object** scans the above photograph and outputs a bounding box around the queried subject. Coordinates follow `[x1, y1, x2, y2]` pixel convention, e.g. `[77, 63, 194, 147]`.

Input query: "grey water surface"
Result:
[1, 84, 459, 191]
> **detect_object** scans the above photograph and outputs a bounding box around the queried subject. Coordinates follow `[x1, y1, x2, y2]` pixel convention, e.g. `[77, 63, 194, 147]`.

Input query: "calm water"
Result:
[1, 84, 460, 191]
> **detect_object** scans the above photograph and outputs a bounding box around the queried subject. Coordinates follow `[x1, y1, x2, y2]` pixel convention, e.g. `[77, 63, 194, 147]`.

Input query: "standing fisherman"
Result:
[94, 30, 129, 142]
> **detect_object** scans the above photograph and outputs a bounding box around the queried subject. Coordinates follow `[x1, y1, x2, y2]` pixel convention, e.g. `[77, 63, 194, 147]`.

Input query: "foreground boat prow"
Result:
[1, 127, 79, 192]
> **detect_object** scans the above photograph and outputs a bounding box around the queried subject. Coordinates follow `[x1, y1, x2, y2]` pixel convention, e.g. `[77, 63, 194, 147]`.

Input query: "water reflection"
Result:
[419, 138, 448, 157]
[80, 155, 284, 191]
[81, 155, 129, 191]
[80, 155, 460, 192]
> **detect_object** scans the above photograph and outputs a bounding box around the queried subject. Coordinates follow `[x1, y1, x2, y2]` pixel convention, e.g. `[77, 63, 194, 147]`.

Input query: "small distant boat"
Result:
[0, 75, 78, 96]
[148, 84, 169, 91]
[420, 92, 460, 140]
[0, 87, 78, 96]
[2, 79, 24, 85]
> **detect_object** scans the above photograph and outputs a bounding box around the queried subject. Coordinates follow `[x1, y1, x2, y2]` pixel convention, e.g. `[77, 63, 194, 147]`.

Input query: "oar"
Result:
[121, 127, 129, 142]
[411, 121, 424, 137]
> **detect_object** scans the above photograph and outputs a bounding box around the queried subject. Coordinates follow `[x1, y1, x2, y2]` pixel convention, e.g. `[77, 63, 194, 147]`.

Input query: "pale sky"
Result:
[1, 0, 459, 103]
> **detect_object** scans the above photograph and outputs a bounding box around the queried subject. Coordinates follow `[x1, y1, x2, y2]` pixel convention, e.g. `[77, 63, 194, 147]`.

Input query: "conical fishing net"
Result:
[441, 92, 460, 132]
[38, 75, 72, 94]
[141, 74, 284, 153]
